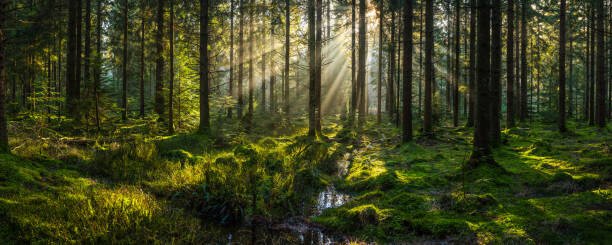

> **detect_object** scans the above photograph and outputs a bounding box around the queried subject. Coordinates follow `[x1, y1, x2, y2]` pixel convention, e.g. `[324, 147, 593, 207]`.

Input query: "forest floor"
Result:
[0, 117, 610, 244]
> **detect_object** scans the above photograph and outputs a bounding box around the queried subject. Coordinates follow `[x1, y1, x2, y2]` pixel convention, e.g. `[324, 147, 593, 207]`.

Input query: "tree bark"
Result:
[0, 0, 8, 152]
[452, 0, 461, 127]
[140, 1, 145, 118]
[424, 0, 434, 134]
[470, 0, 493, 165]
[377, 1, 383, 124]
[284, 0, 290, 115]
[238, 0, 244, 118]
[155, 0, 165, 121]
[228, 0, 234, 118]
[595, 0, 606, 127]
[315, 0, 323, 133]
[308, 0, 316, 136]
[357, 0, 367, 128]
[122, 0, 128, 122]
[349, 0, 356, 125]
[402, 0, 413, 142]
[199, 0, 210, 133]
[491, 0, 502, 143]
[519, 0, 528, 122]
[559, 0, 567, 132]
[168, 0, 175, 133]
[467, 0, 475, 127]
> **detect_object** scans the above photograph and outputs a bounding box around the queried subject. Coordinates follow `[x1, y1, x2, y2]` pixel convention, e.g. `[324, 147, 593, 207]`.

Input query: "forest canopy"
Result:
[0, 0, 610, 243]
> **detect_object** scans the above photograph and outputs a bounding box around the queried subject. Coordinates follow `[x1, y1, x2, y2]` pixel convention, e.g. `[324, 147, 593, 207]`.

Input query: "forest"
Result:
[0, 0, 611, 243]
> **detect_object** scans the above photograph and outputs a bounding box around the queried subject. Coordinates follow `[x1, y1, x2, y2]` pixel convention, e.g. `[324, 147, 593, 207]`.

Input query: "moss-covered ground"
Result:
[316, 121, 612, 244]
[0, 118, 610, 244]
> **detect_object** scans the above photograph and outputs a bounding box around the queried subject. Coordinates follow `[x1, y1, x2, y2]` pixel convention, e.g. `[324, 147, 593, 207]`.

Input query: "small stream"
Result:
[225, 153, 354, 244]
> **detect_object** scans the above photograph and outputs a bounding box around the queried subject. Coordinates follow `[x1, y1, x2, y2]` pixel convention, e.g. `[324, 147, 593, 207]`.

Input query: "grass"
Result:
[0, 118, 610, 243]
[314, 121, 612, 244]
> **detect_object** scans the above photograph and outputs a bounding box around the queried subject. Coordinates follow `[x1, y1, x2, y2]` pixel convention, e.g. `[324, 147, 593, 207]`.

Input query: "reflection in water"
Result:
[224, 157, 353, 244]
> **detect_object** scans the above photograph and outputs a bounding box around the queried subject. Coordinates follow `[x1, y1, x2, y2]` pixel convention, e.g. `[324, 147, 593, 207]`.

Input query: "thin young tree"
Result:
[94, 0, 102, 131]
[122, 0, 128, 122]
[316, 0, 323, 133]
[402, 0, 413, 142]
[168, 0, 175, 133]
[228, 0, 235, 118]
[377, 0, 383, 124]
[155, 0, 165, 121]
[424, 0, 434, 134]
[357, 0, 367, 128]
[199, 0, 210, 133]
[452, 0, 460, 127]
[559, 0, 567, 132]
[506, 0, 515, 127]
[0, 0, 8, 153]
[284, 0, 290, 115]
[139, 1, 146, 118]
[519, 0, 528, 121]
[238, 0, 244, 118]
[467, 0, 475, 127]
[308, 0, 316, 136]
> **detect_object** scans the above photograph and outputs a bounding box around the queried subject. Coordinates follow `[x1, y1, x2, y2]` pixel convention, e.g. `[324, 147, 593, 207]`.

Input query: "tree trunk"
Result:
[308, 0, 316, 136]
[228, 0, 234, 118]
[284, 0, 290, 115]
[247, 0, 254, 126]
[84, 0, 91, 104]
[519, 0, 528, 121]
[467, 0, 475, 127]
[424, 0, 434, 134]
[452, 0, 460, 127]
[559, 0, 567, 132]
[490, 0, 502, 143]
[568, 6, 574, 118]
[94, 0, 101, 131]
[589, 4, 595, 125]
[238, 0, 244, 118]
[0, 0, 8, 153]
[270, 7, 276, 113]
[470, 0, 493, 166]
[402, 0, 413, 142]
[388, 11, 396, 121]
[595, 0, 606, 127]
[377, 1, 383, 123]
[168, 0, 176, 133]
[122, 0, 128, 122]
[261, 0, 267, 113]
[315, 0, 323, 133]
[199, 0, 210, 133]
[357, 0, 366, 128]
[140, 1, 145, 118]
[349, 0, 356, 125]
[155, 0, 165, 121]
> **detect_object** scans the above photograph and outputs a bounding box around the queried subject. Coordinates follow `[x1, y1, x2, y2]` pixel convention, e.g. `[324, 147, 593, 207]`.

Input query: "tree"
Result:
[139, 1, 146, 118]
[357, 0, 367, 128]
[315, 0, 323, 133]
[228, 0, 234, 118]
[506, 0, 515, 128]
[402, 0, 413, 142]
[467, 0, 475, 127]
[247, 0, 254, 125]
[238, 0, 244, 118]
[0, 0, 8, 153]
[452, 0, 460, 128]
[519, 0, 528, 121]
[199, 0, 210, 133]
[66, 0, 81, 119]
[558, 0, 567, 132]
[122, 0, 128, 122]
[94, 0, 102, 131]
[349, 0, 356, 125]
[168, 0, 175, 133]
[308, 0, 316, 136]
[155, 0, 165, 121]
[377, 0, 383, 124]
[490, 0, 501, 143]
[595, 0, 606, 127]
[424, 0, 433, 134]
[284, 0, 290, 115]
[470, 0, 493, 166]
